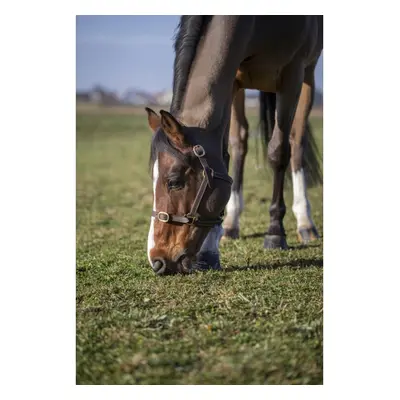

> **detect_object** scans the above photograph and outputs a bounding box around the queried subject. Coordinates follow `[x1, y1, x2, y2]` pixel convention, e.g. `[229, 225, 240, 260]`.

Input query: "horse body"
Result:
[235, 16, 322, 92]
[146, 16, 323, 274]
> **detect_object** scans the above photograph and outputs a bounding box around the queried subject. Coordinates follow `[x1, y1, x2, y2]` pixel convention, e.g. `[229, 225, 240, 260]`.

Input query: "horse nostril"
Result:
[152, 258, 167, 275]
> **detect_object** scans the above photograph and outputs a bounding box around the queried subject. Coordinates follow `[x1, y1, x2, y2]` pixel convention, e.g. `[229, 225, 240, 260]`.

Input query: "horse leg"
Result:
[193, 85, 237, 270]
[290, 65, 320, 243]
[223, 89, 248, 239]
[264, 63, 304, 250]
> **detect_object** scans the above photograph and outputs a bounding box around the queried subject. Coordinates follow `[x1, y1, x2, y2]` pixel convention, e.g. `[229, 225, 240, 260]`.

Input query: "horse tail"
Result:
[258, 91, 276, 172]
[302, 120, 323, 187]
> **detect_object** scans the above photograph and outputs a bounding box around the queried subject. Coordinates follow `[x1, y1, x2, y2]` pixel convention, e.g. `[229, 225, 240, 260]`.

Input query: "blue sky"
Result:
[76, 16, 323, 94]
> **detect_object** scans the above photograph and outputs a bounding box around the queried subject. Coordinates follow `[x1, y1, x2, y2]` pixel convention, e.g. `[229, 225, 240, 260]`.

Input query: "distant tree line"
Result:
[76, 85, 323, 108]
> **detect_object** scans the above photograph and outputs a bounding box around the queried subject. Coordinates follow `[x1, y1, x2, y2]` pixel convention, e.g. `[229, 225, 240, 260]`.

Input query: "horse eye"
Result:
[167, 178, 184, 191]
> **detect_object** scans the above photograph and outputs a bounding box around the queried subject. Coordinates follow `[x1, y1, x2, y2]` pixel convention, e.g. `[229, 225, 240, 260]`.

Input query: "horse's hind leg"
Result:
[290, 65, 320, 243]
[264, 63, 304, 249]
[222, 89, 249, 240]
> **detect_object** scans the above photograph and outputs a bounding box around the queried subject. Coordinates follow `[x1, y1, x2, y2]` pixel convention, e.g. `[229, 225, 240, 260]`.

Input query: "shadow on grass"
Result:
[222, 257, 323, 273]
[289, 242, 322, 250]
[241, 232, 266, 239]
[240, 232, 323, 250]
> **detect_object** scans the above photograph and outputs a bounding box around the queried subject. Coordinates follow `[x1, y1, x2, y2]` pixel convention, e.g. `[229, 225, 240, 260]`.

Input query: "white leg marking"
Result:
[292, 168, 314, 229]
[147, 159, 158, 266]
[224, 189, 244, 230]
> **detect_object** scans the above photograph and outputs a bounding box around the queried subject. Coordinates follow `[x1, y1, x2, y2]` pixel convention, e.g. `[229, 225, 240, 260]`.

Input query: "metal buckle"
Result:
[193, 145, 206, 157]
[185, 214, 197, 225]
[157, 211, 170, 223]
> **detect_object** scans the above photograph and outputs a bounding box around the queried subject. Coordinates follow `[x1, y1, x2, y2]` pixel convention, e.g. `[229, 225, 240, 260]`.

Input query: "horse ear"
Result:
[145, 107, 161, 133]
[159, 110, 185, 147]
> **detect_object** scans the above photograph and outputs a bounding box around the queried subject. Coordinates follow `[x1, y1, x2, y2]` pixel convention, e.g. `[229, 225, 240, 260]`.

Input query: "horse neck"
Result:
[178, 16, 252, 134]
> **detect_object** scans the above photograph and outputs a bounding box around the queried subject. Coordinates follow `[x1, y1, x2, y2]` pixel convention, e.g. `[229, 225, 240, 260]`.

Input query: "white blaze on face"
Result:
[292, 168, 314, 229]
[147, 159, 158, 266]
[224, 189, 244, 230]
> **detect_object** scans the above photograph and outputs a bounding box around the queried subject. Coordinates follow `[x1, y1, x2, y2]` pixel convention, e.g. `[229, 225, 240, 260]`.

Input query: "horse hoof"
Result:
[222, 228, 240, 240]
[193, 251, 221, 271]
[297, 227, 320, 244]
[264, 235, 288, 250]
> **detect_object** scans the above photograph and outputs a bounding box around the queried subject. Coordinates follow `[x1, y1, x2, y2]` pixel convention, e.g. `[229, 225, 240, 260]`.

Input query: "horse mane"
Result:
[170, 15, 212, 115]
[149, 16, 212, 175]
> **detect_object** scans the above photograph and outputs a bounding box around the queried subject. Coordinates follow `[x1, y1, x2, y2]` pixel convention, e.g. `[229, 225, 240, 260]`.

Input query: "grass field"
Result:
[76, 109, 323, 385]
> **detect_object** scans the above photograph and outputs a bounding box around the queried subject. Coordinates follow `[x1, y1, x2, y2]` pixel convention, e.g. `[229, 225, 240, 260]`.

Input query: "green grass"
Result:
[76, 111, 323, 385]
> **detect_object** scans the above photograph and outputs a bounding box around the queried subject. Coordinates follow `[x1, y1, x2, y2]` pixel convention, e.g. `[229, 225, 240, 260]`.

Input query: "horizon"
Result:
[76, 16, 323, 94]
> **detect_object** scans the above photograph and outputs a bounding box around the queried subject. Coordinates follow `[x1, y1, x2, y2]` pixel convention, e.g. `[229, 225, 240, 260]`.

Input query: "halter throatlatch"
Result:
[152, 144, 232, 227]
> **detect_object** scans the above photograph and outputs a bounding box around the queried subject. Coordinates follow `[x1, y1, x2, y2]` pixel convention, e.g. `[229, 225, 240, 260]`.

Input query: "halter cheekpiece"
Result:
[152, 144, 232, 227]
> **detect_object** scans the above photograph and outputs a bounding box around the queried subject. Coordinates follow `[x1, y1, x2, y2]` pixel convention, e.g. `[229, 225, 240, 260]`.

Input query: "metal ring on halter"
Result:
[157, 211, 170, 223]
[193, 145, 206, 157]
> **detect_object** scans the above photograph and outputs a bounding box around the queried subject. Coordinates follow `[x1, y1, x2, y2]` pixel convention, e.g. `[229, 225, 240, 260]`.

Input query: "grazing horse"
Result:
[146, 15, 323, 275]
[222, 90, 322, 244]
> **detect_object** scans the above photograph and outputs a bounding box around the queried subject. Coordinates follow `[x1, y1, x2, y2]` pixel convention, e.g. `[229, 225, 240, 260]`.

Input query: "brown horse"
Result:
[146, 16, 323, 275]
[222, 90, 322, 244]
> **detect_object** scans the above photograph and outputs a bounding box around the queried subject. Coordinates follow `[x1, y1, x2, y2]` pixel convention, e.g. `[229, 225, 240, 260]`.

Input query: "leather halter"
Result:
[152, 144, 232, 227]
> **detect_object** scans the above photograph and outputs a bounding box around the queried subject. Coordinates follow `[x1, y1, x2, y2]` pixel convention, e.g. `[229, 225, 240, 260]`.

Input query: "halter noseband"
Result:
[152, 144, 233, 227]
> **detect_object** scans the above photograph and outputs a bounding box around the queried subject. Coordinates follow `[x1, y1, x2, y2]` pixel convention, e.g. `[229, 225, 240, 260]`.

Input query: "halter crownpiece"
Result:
[152, 144, 232, 227]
